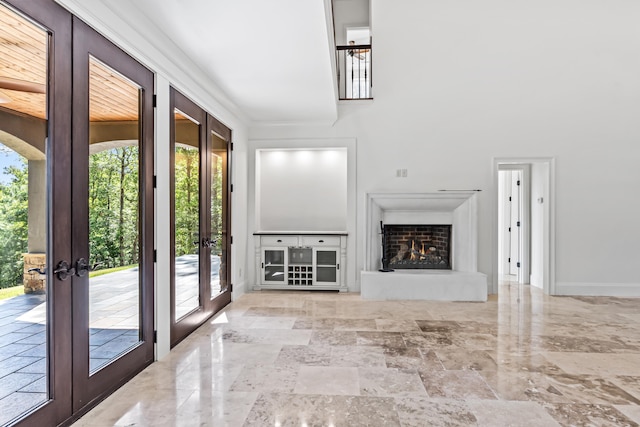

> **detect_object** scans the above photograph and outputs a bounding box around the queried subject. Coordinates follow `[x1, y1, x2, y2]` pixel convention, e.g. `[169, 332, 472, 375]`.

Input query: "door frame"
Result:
[492, 157, 556, 295]
[71, 16, 155, 411]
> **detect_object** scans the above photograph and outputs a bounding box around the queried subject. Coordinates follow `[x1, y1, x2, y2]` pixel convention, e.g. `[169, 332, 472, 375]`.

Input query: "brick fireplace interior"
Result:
[385, 224, 452, 270]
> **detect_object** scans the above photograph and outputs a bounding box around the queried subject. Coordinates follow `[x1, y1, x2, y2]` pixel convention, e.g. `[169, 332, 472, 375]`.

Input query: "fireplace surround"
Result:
[362, 192, 487, 301]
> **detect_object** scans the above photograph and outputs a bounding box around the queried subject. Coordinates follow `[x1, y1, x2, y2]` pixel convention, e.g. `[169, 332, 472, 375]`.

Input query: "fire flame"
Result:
[410, 240, 430, 261]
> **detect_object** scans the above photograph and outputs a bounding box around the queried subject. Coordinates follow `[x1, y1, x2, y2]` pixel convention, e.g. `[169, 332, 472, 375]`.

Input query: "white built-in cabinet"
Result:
[254, 233, 347, 291]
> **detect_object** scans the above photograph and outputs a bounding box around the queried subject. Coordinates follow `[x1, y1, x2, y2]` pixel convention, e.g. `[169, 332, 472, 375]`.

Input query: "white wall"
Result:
[333, 0, 369, 45]
[251, 0, 640, 295]
[257, 149, 347, 231]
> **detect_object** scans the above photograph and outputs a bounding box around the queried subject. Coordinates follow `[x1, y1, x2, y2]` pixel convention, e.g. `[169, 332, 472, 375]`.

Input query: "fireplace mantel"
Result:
[362, 192, 487, 301]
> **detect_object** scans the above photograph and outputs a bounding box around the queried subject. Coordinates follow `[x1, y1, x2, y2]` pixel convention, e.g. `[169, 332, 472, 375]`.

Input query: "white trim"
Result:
[555, 282, 640, 297]
[231, 281, 246, 301]
[324, 0, 340, 112]
[154, 75, 171, 360]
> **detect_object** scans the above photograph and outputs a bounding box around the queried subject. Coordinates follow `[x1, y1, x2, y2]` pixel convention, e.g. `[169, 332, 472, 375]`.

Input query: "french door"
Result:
[70, 18, 154, 410]
[170, 88, 231, 347]
[1, 2, 154, 425]
[1, 1, 72, 425]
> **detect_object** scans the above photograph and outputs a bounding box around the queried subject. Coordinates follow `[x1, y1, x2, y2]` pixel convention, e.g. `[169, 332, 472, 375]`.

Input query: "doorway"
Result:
[498, 166, 529, 284]
[494, 158, 555, 295]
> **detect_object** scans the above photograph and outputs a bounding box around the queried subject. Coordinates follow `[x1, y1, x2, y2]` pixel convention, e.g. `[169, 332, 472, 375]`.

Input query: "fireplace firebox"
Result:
[384, 225, 451, 270]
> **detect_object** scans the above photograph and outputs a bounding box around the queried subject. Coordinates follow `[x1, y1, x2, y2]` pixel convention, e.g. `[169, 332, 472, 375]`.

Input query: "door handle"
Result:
[75, 258, 102, 277]
[53, 260, 75, 281]
[28, 267, 47, 275]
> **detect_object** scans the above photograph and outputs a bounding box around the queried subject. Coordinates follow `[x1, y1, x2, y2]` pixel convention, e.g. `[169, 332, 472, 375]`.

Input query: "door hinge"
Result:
[508, 227, 511, 232]
[153, 94, 157, 108]
[509, 196, 512, 202]
[153, 249, 157, 262]
[230, 236, 233, 244]
[517, 221, 521, 227]
[230, 184, 234, 193]
[517, 180, 521, 186]
[517, 262, 521, 268]
[153, 330, 157, 343]
[508, 257, 511, 263]
[230, 142, 234, 151]
[229, 283, 233, 292]
[153, 175, 157, 188]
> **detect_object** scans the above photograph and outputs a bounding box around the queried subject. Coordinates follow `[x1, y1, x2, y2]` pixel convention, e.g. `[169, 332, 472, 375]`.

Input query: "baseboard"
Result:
[555, 282, 640, 297]
[231, 281, 246, 301]
[529, 274, 543, 289]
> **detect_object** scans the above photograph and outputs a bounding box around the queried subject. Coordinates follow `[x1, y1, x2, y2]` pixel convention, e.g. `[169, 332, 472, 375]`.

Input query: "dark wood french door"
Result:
[170, 88, 231, 347]
[3, 0, 73, 425]
[70, 17, 155, 410]
[2, 2, 154, 425]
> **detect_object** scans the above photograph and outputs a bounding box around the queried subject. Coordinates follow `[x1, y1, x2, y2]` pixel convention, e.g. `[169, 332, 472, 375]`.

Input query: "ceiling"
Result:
[4, 0, 339, 125]
[114, 0, 339, 125]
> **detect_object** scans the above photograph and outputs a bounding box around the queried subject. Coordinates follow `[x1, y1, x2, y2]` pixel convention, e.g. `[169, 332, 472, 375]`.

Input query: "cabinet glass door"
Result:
[264, 249, 285, 282]
[315, 249, 338, 284]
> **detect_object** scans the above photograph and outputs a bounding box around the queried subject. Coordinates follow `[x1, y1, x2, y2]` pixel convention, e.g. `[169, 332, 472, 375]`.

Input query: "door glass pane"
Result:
[264, 249, 284, 265]
[317, 250, 336, 265]
[265, 266, 284, 282]
[0, 3, 49, 422]
[317, 267, 337, 283]
[210, 132, 227, 297]
[174, 111, 200, 320]
[88, 57, 142, 374]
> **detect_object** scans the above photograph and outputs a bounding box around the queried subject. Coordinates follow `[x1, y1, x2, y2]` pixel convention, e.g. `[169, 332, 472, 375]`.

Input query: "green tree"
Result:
[89, 146, 139, 269]
[0, 160, 28, 288]
[174, 146, 199, 257]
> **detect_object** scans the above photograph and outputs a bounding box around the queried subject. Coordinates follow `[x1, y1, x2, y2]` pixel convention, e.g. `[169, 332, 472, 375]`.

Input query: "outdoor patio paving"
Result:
[0, 255, 219, 425]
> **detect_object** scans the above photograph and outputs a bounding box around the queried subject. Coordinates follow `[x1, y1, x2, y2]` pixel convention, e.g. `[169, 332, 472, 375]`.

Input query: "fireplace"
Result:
[362, 192, 487, 301]
[385, 225, 451, 270]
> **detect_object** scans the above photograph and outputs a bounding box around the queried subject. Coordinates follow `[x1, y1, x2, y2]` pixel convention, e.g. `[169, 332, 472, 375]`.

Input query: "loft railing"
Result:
[336, 44, 372, 100]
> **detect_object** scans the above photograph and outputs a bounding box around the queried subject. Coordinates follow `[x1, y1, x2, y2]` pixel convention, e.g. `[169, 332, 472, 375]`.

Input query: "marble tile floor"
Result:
[74, 284, 640, 426]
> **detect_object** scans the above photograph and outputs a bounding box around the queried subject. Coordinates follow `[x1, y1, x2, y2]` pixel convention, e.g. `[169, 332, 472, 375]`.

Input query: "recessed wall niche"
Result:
[256, 148, 347, 231]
